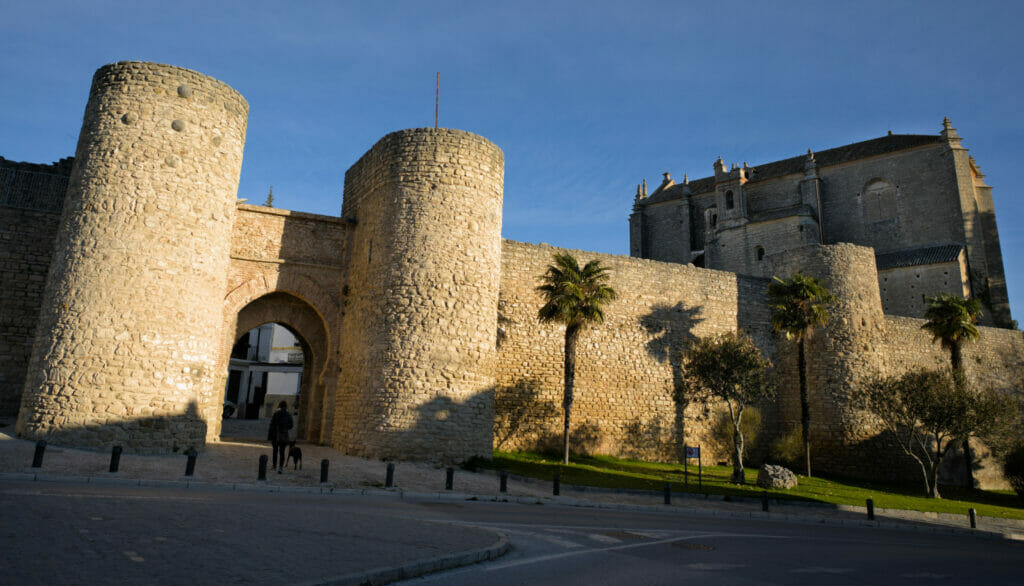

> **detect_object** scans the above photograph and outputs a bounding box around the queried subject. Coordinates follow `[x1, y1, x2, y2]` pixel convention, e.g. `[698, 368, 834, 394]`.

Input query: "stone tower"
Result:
[335, 128, 504, 462]
[16, 62, 248, 451]
[768, 243, 886, 474]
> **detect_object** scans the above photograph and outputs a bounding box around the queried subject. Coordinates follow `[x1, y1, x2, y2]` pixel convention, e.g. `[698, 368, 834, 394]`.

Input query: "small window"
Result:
[725, 190, 734, 209]
[711, 213, 718, 228]
[756, 246, 765, 261]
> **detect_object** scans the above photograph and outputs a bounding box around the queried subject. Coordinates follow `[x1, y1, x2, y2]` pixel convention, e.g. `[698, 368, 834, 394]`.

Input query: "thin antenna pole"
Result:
[435, 72, 439, 128]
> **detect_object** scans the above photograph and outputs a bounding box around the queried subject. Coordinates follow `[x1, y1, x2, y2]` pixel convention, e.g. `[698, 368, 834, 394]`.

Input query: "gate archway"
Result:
[220, 292, 331, 443]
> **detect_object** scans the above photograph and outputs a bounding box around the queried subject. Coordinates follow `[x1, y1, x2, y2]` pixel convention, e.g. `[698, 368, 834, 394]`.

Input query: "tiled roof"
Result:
[639, 133, 943, 206]
[875, 243, 964, 270]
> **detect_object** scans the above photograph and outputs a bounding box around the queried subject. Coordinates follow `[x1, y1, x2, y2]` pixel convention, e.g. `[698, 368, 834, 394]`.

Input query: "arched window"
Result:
[725, 190, 735, 209]
[863, 178, 897, 222]
[755, 246, 765, 261]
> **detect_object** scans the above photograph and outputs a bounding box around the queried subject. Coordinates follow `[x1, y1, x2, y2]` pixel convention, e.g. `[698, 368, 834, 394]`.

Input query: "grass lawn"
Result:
[468, 451, 1024, 521]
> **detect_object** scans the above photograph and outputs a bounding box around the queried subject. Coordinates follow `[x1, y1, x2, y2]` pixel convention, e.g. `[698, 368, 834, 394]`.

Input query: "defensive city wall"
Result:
[2, 62, 1021, 485]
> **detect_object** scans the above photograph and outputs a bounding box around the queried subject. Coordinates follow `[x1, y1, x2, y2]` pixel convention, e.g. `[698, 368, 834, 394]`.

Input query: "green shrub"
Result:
[1004, 445, 1024, 501]
[770, 426, 803, 468]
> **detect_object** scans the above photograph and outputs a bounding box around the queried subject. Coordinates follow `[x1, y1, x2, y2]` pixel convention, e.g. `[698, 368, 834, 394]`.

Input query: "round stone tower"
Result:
[768, 243, 886, 475]
[336, 128, 503, 463]
[16, 62, 248, 452]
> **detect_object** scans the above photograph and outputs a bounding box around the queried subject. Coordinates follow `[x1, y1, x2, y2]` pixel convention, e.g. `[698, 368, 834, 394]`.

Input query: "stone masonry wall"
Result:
[878, 258, 968, 318]
[0, 158, 73, 415]
[222, 204, 346, 444]
[767, 244, 890, 477]
[519, 239, 1019, 484]
[713, 215, 818, 278]
[17, 62, 248, 453]
[0, 207, 62, 415]
[880, 316, 1023, 488]
[495, 240, 773, 463]
[335, 128, 503, 463]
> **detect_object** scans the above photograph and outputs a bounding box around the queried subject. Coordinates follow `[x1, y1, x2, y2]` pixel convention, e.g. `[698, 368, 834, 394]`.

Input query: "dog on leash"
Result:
[287, 441, 303, 470]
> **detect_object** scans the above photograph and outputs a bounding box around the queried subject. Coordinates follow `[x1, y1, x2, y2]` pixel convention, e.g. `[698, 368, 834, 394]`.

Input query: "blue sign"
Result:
[685, 446, 700, 458]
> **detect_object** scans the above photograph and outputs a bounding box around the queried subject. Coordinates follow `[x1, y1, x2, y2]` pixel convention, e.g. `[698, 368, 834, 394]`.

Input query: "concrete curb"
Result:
[299, 532, 511, 586]
[3, 471, 1021, 542]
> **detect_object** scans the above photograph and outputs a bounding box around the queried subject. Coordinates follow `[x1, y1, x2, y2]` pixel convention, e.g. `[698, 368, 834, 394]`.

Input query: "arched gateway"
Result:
[16, 62, 502, 463]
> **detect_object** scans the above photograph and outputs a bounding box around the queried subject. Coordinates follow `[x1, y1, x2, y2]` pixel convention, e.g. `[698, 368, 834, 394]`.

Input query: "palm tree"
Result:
[921, 291, 983, 487]
[767, 273, 836, 477]
[921, 292, 982, 376]
[537, 253, 617, 465]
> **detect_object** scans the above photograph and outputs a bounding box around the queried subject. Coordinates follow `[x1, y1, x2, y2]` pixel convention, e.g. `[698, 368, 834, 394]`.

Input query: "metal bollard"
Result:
[445, 467, 454, 491]
[31, 440, 46, 468]
[500, 470, 508, 493]
[184, 449, 197, 477]
[320, 459, 329, 483]
[866, 498, 874, 521]
[385, 462, 395, 488]
[258, 455, 268, 481]
[969, 508, 977, 529]
[109, 446, 122, 473]
[761, 491, 769, 512]
[553, 473, 560, 496]
[664, 482, 671, 505]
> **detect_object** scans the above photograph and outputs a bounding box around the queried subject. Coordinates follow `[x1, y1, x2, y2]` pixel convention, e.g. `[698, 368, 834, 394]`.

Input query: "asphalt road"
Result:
[402, 502, 1024, 585]
[1, 479, 1021, 585]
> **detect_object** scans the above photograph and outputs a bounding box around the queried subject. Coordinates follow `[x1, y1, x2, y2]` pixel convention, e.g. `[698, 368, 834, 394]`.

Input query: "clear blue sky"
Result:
[3, 1, 1022, 321]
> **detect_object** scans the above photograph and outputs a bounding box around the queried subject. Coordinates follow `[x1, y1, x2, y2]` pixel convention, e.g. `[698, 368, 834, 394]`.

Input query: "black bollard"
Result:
[184, 449, 197, 477]
[258, 455, 268, 481]
[445, 467, 454, 491]
[664, 482, 671, 505]
[553, 473, 560, 496]
[969, 508, 977, 529]
[761, 491, 769, 512]
[109, 446, 122, 473]
[320, 459, 329, 483]
[500, 470, 508, 493]
[866, 498, 875, 521]
[385, 462, 395, 488]
[31, 440, 46, 468]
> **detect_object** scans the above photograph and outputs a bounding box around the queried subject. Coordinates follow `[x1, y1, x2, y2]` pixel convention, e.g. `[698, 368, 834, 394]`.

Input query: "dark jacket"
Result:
[268, 408, 293, 442]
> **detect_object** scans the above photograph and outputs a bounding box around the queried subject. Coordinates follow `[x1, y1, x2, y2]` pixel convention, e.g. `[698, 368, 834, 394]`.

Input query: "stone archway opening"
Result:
[219, 292, 330, 443]
[220, 322, 306, 440]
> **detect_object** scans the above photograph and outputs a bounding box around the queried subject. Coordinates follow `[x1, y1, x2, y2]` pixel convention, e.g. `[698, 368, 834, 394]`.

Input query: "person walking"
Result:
[268, 401, 293, 473]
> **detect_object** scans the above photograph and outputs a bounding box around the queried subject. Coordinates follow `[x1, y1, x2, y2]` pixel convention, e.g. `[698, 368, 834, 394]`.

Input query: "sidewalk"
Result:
[3, 418, 1023, 546]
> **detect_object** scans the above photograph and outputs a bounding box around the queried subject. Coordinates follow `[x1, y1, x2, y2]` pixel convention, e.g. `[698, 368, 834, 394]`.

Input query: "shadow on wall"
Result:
[621, 418, 677, 461]
[18, 400, 207, 455]
[355, 388, 497, 464]
[493, 377, 601, 456]
[640, 302, 705, 462]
